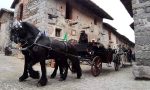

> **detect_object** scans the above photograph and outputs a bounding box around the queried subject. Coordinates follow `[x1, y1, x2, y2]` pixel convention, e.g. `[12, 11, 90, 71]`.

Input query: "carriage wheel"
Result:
[91, 56, 102, 77]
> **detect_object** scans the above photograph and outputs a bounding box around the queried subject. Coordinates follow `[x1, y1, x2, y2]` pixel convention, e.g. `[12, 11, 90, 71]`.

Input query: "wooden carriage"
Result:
[72, 42, 120, 76]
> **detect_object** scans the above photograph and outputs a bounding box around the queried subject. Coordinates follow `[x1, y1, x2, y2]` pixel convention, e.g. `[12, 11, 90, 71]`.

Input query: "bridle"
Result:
[12, 21, 52, 51]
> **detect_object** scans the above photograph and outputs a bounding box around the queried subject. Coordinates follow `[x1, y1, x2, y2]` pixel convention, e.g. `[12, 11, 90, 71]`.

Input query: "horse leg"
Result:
[50, 61, 58, 78]
[56, 58, 66, 81]
[37, 60, 47, 86]
[69, 56, 82, 79]
[60, 58, 68, 81]
[58, 65, 65, 81]
[75, 58, 82, 79]
[63, 65, 68, 80]
[28, 61, 40, 79]
[19, 55, 29, 82]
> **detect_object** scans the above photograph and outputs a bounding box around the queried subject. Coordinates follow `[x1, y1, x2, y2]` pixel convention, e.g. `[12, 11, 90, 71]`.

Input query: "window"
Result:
[65, 0, 72, 19]
[116, 38, 119, 44]
[55, 28, 62, 37]
[94, 18, 97, 25]
[0, 22, 1, 31]
[108, 31, 111, 40]
[71, 30, 76, 36]
[18, 3, 23, 20]
[60, 6, 63, 9]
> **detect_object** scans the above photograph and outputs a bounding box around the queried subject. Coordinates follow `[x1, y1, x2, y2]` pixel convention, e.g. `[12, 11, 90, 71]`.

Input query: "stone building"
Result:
[0, 8, 14, 52]
[121, 0, 150, 78]
[11, 0, 135, 49]
[102, 22, 134, 49]
[102, 22, 117, 49]
[11, 0, 113, 42]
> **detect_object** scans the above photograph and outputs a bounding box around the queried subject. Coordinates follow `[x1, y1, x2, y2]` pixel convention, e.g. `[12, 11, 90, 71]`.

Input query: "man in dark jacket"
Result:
[79, 30, 88, 44]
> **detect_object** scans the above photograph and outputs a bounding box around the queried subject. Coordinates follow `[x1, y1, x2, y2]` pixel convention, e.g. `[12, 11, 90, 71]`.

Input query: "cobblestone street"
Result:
[0, 54, 149, 90]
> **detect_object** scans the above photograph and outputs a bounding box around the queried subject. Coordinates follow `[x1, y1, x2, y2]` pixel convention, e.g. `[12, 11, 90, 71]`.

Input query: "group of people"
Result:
[115, 44, 134, 67]
[78, 30, 135, 67]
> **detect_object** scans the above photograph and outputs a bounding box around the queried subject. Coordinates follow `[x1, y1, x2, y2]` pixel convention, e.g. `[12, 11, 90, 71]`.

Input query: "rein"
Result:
[18, 30, 78, 59]
[20, 31, 52, 51]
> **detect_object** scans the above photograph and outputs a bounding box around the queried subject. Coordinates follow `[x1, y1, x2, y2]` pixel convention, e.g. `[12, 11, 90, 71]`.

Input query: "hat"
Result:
[81, 30, 85, 33]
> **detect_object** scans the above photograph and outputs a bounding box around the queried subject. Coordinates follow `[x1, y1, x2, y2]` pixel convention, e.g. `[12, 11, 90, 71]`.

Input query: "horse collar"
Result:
[34, 31, 43, 44]
[20, 32, 43, 51]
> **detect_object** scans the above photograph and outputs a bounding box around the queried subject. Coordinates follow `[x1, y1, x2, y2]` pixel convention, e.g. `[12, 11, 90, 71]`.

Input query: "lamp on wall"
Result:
[90, 29, 94, 32]
[48, 14, 58, 19]
[101, 33, 105, 35]
[69, 21, 78, 26]
[109, 40, 113, 43]
[82, 26, 90, 29]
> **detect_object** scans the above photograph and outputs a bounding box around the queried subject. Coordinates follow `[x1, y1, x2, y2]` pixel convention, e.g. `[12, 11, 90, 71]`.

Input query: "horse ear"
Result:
[12, 20, 23, 30]
[9, 23, 13, 29]
[18, 20, 23, 28]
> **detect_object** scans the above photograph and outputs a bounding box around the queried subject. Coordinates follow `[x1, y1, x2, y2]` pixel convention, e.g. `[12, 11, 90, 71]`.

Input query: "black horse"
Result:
[10, 21, 82, 86]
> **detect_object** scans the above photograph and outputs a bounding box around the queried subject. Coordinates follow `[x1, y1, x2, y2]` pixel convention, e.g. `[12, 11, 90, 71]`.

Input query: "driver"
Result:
[79, 30, 88, 44]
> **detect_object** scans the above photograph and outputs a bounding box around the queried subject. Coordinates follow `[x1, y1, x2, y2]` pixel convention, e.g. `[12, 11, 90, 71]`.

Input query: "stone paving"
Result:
[0, 54, 150, 90]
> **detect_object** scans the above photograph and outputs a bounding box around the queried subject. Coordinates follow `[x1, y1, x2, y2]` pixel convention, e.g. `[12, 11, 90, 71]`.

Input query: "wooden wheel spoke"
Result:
[91, 56, 102, 76]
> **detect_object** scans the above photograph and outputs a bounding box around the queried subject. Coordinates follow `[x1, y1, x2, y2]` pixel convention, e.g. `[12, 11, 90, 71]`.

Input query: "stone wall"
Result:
[44, 0, 103, 41]
[132, 0, 150, 78]
[0, 12, 13, 52]
[13, 0, 104, 42]
[101, 27, 109, 48]
[111, 33, 117, 49]
[12, 0, 133, 49]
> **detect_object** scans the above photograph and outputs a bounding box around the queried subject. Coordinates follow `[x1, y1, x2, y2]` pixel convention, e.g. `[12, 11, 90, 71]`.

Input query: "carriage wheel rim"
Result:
[91, 56, 102, 76]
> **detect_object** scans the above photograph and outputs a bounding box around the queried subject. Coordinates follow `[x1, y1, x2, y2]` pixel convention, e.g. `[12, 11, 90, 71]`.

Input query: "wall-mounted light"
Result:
[48, 14, 58, 19]
[109, 40, 113, 43]
[82, 26, 90, 29]
[101, 33, 105, 35]
[69, 22, 78, 26]
[90, 29, 94, 32]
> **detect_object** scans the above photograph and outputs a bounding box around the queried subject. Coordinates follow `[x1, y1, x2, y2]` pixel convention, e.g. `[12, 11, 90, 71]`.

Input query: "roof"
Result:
[119, 34, 135, 47]
[11, 0, 19, 9]
[0, 8, 14, 18]
[120, 0, 133, 17]
[130, 22, 134, 30]
[75, 0, 113, 20]
[103, 23, 117, 31]
[103, 22, 135, 47]
[10, 0, 113, 20]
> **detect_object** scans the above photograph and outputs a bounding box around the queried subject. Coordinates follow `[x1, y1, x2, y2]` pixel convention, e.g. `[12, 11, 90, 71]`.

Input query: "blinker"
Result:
[13, 20, 23, 30]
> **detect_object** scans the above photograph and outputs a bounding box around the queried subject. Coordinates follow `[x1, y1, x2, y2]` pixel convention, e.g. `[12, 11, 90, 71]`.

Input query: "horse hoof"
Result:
[50, 72, 57, 79]
[50, 75, 56, 79]
[37, 83, 41, 87]
[30, 71, 40, 79]
[37, 78, 47, 86]
[19, 75, 28, 82]
[37, 82, 47, 87]
[77, 75, 82, 79]
[59, 78, 65, 81]
[77, 77, 81, 79]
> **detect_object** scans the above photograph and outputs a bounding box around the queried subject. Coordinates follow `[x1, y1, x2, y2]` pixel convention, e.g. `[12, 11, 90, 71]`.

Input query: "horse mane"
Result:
[21, 22, 40, 36]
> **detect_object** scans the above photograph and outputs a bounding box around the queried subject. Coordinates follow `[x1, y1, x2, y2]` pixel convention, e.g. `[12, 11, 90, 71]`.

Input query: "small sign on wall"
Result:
[71, 30, 76, 36]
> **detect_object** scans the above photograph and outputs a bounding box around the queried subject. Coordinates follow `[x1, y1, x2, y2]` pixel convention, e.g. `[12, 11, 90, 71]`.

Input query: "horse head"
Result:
[10, 20, 26, 44]
[10, 20, 40, 46]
